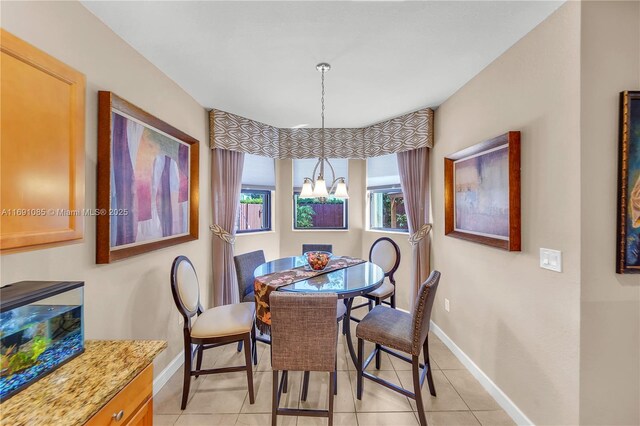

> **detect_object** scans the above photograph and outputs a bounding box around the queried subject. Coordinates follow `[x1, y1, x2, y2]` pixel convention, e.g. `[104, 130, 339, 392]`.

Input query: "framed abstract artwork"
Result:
[96, 92, 199, 264]
[444, 131, 521, 251]
[617, 91, 640, 274]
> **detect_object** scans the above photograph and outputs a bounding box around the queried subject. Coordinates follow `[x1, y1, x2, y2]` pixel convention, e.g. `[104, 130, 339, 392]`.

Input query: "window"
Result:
[293, 158, 349, 230]
[367, 153, 408, 232]
[236, 154, 274, 233]
[293, 193, 348, 230]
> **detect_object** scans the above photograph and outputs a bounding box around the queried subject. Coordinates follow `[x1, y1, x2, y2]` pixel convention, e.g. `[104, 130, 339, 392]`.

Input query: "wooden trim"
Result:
[0, 29, 85, 251]
[616, 91, 640, 273]
[96, 91, 199, 263]
[444, 131, 521, 251]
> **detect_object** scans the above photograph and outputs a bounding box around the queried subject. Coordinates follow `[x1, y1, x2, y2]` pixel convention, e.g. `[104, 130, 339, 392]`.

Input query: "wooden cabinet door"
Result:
[1, 29, 85, 251]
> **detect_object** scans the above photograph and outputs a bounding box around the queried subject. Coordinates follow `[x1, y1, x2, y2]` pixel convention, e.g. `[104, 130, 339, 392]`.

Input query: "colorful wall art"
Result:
[445, 132, 521, 251]
[97, 92, 199, 264]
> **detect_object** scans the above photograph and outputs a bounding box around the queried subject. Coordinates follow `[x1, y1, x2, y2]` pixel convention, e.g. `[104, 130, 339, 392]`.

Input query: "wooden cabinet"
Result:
[85, 365, 153, 426]
[0, 29, 85, 251]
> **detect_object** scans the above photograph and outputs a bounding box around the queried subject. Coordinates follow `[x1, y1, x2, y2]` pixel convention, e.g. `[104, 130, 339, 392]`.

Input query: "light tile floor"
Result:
[155, 313, 515, 426]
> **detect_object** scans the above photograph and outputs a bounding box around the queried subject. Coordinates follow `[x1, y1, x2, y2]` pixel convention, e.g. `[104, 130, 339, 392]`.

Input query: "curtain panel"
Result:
[397, 147, 432, 299]
[211, 148, 244, 306]
[210, 108, 433, 159]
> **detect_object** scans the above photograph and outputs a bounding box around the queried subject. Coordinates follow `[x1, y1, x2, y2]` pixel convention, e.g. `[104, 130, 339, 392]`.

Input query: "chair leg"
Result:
[375, 343, 382, 370]
[356, 338, 364, 400]
[301, 371, 310, 401]
[283, 370, 288, 394]
[181, 341, 192, 410]
[251, 324, 258, 365]
[413, 354, 427, 426]
[424, 337, 436, 396]
[390, 292, 396, 309]
[334, 357, 338, 395]
[368, 299, 373, 311]
[342, 299, 348, 335]
[328, 371, 336, 426]
[237, 340, 243, 353]
[194, 344, 203, 379]
[272, 370, 279, 426]
[243, 334, 255, 404]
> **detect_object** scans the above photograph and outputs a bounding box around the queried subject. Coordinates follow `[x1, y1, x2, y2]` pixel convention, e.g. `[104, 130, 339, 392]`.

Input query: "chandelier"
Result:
[299, 63, 349, 199]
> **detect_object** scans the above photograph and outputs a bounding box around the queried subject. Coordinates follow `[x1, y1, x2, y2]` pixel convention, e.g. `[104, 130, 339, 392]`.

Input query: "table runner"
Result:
[254, 256, 366, 334]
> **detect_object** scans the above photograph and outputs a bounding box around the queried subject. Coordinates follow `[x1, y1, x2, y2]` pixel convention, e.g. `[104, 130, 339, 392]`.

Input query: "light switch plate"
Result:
[540, 248, 562, 272]
[444, 298, 450, 312]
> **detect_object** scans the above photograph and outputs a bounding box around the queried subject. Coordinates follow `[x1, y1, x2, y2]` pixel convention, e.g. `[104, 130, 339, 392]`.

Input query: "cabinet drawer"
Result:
[86, 365, 153, 426]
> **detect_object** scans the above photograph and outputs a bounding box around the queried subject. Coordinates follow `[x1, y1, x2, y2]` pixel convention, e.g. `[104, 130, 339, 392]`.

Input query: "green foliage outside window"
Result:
[295, 205, 316, 228]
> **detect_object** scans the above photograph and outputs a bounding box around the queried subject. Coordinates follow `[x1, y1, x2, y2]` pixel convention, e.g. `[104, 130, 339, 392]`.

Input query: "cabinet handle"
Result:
[112, 410, 125, 422]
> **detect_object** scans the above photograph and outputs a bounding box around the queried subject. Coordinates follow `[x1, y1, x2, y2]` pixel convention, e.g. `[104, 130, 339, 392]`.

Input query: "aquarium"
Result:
[0, 281, 84, 401]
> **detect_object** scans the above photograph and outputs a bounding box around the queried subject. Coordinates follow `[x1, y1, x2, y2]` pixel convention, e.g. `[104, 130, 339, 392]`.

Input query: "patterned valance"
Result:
[209, 108, 433, 159]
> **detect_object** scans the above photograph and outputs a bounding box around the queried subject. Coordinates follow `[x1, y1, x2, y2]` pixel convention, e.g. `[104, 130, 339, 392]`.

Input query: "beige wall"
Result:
[431, 3, 582, 424]
[0, 1, 211, 376]
[579, 2, 640, 424]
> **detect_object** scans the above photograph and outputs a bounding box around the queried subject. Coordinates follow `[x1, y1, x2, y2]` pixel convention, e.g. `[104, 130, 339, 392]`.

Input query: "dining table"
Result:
[253, 256, 385, 367]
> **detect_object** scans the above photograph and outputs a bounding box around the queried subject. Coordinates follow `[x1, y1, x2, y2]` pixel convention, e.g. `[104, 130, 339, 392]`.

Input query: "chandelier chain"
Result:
[320, 68, 325, 162]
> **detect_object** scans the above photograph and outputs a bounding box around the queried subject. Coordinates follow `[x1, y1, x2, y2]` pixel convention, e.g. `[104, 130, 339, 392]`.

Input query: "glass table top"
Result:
[254, 256, 385, 298]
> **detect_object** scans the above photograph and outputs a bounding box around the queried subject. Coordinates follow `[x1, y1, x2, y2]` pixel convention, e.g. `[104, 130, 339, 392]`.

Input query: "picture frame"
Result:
[616, 91, 640, 274]
[444, 131, 521, 251]
[96, 91, 199, 264]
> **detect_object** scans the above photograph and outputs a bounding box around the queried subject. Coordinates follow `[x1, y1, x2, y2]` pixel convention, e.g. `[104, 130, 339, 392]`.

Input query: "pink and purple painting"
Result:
[454, 145, 509, 239]
[110, 111, 190, 249]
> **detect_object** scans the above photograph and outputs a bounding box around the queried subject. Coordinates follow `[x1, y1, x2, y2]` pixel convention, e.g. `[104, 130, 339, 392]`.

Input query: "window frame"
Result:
[368, 187, 409, 233]
[236, 188, 272, 234]
[292, 192, 349, 231]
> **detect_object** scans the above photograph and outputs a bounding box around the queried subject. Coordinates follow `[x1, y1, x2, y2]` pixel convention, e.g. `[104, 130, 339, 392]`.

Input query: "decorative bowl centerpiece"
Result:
[304, 251, 332, 271]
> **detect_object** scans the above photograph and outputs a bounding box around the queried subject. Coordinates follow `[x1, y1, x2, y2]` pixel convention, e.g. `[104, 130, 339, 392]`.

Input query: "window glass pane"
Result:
[367, 153, 400, 189]
[369, 190, 408, 232]
[236, 190, 271, 233]
[242, 154, 275, 190]
[294, 193, 347, 230]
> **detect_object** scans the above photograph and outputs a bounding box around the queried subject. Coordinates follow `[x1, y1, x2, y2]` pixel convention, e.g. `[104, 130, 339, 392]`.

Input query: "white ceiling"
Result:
[82, 1, 563, 128]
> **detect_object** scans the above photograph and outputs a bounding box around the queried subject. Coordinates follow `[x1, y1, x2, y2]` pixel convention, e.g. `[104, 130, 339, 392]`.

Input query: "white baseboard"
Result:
[430, 321, 535, 426]
[153, 352, 184, 396]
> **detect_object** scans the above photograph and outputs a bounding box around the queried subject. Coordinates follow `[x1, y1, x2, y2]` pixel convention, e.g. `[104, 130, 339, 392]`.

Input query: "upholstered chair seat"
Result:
[366, 281, 395, 299]
[190, 302, 256, 339]
[356, 271, 441, 426]
[242, 292, 255, 303]
[355, 305, 413, 355]
[270, 292, 338, 426]
[171, 256, 256, 410]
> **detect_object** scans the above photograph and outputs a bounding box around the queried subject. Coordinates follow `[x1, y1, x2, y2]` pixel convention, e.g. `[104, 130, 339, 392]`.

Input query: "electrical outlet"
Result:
[444, 298, 450, 312]
[540, 248, 562, 272]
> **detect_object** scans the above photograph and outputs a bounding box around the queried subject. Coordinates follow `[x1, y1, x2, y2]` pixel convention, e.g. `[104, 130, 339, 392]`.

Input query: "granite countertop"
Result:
[1, 340, 167, 426]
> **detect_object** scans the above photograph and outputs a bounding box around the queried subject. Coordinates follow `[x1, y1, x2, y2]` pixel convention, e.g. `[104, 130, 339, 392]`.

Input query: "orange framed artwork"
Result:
[96, 92, 199, 264]
[444, 131, 521, 251]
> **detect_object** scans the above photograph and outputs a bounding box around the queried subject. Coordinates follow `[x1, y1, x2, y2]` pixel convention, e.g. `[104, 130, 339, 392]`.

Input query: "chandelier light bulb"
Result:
[312, 177, 329, 199]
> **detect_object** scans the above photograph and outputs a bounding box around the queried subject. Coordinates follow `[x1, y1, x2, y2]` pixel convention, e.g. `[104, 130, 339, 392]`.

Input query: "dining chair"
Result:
[356, 270, 441, 426]
[346, 237, 401, 370]
[233, 250, 266, 355]
[171, 256, 256, 410]
[270, 292, 338, 426]
[234, 250, 266, 303]
[301, 244, 333, 254]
